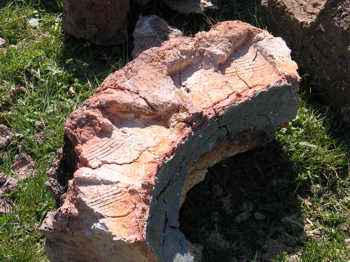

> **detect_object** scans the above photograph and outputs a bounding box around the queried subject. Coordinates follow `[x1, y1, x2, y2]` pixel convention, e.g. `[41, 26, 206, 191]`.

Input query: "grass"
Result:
[0, 0, 349, 261]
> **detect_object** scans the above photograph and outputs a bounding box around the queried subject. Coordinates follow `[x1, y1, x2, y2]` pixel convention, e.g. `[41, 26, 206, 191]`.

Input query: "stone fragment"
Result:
[0, 173, 18, 195]
[0, 197, 12, 214]
[132, 15, 183, 58]
[62, 0, 129, 45]
[345, 238, 350, 250]
[235, 211, 251, 223]
[259, 0, 350, 109]
[41, 21, 300, 262]
[162, 0, 218, 14]
[0, 124, 14, 149]
[0, 37, 5, 46]
[13, 151, 34, 180]
[28, 18, 40, 27]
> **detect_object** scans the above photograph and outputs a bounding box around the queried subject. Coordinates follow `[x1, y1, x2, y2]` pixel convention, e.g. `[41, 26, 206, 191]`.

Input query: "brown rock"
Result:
[162, 0, 218, 14]
[63, 0, 129, 45]
[41, 21, 300, 262]
[0, 124, 14, 149]
[132, 15, 183, 58]
[13, 151, 34, 180]
[259, 0, 350, 108]
[0, 173, 18, 195]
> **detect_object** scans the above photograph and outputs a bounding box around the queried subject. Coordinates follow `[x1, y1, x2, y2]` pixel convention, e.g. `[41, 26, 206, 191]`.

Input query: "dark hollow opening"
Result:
[179, 140, 306, 262]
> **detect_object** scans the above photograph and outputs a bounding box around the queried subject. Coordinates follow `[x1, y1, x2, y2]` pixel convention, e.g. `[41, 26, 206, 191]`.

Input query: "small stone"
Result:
[68, 86, 75, 94]
[286, 252, 302, 262]
[337, 222, 349, 232]
[28, 18, 40, 27]
[35, 131, 44, 145]
[305, 228, 321, 240]
[0, 197, 12, 214]
[0, 124, 14, 149]
[15, 86, 26, 95]
[254, 212, 266, 220]
[0, 37, 5, 46]
[346, 238, 350, 249]
[0, 173, 18, 195]
[132, 15, 183, 58]
[235, 211, 251, 223]
[13, 151, 34, 180]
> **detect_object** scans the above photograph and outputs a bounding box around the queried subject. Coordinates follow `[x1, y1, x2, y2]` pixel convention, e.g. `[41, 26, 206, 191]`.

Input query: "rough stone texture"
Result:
[0, 173, 18, 195]
[41, 21, 300, 262]
[0, 124, 14, 149]
[62, 0, 129, 45]
[13, 151, 34, 180]
[132, 15, 183, 59]
[259, 0, 350, 108]
[162, 0, 218, 14]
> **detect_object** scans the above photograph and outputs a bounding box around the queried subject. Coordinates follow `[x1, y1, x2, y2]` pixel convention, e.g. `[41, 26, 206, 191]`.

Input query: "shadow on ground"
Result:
[180, 140, 307, 262]
[61, 37, 130, 86]
[299, 71, 350, 149]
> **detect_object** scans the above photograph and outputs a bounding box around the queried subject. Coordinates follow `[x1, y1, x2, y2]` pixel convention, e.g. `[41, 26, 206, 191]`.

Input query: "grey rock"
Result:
[132, 15, 183, 58]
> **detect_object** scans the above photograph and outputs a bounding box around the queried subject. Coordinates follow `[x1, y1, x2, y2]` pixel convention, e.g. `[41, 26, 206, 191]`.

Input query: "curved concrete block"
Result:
[41, 21, 300, 262]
